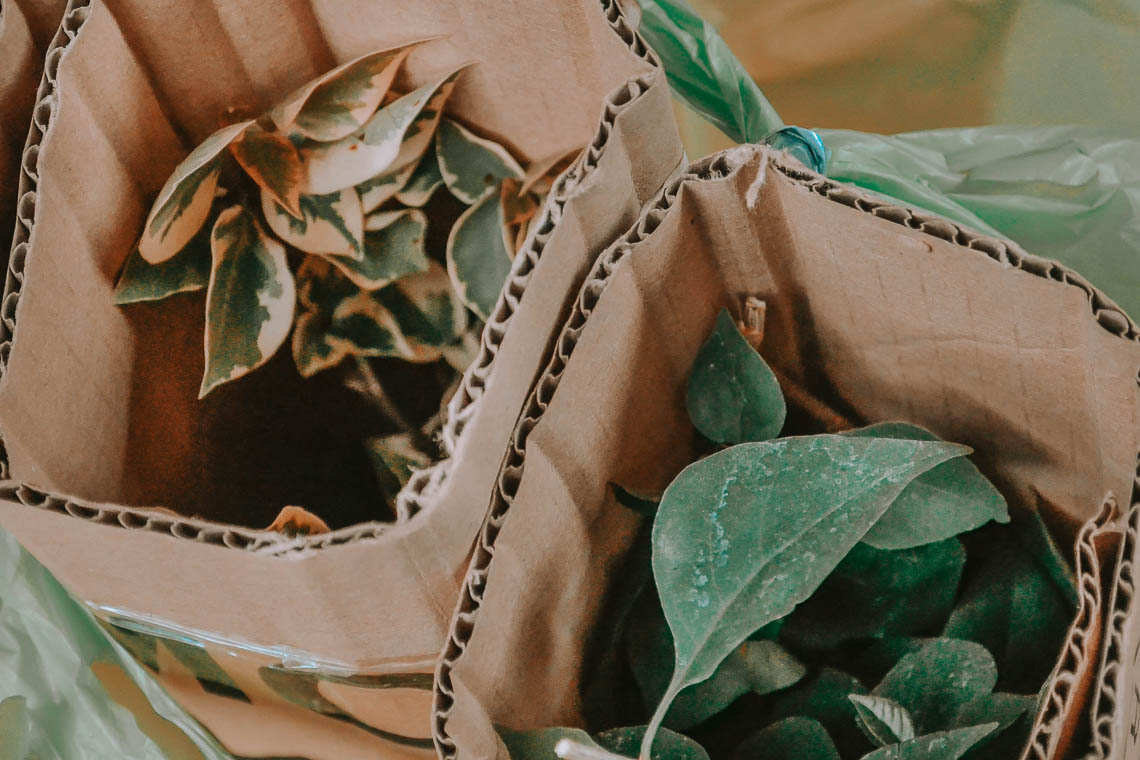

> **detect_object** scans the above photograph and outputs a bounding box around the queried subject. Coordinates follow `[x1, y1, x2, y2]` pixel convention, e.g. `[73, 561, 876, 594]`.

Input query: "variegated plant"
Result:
[114, 41, 578, 516]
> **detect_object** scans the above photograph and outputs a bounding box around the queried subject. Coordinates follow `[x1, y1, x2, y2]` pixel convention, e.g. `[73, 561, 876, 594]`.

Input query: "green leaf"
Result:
[736, 717, 841, 760]
[262, 187, 363, 257]
[626, 592, 804, 730]
[436, 117, 524, 204]
[302, 66, 466, 194]
[686, 308, 786, 444]
[858, 724, 998, 760]
[850, 694, 916, 746]
[201, 206, 295, 397]
[396, 141, 445, 207]
[328, 209, 429, 290]
[842, 423, 1009, 550]
[953, 693, 1036, 760]
[377, 260, 468, 358]
[368, 433, 431, 488]
[943, 517, 1076, 694]
[595, 726, 709, 760]
[114, 216, 211, 304]
[873, 639, 997, 735]
[272, 45, 415, 142]
[642, 435, 969, 757]
[357, 163, 417, 213]
[612, 484, 661, 517]
[780, 540, 965, 651]
[446, 189, 514, 320]
[138, 120, 250, 263]
[498, 726, 598, 760]
[762, 668, 870, 755]
[230, 124, 304, 216]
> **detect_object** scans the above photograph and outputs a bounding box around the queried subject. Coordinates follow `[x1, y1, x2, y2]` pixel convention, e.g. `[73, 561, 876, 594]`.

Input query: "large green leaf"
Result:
[850, 694, 916, 746]
[595, 726, 708, 760]
[686, 308, 786, 444]
[201, 206, 295, 397]
[303, 66, 466, 194]
[626, 591, 804, 730]
[262, 187, 363, 257]
[642, 435, 969, 757]
[271, 45, 415, 142]
[138, 120, 250, 263]
[858, 724, 998, 760]
[229, 124, 304, 217]
[114, 217, 211, 304]
[780, 539, 966, 651]
[497, 727, 597, 760]
[396, 141, 445, 207]
[435, 117, 524, 204]
[842, 424, 1008, 550]
[872, 639, 998, 735]
[328, 209, 429, 289]
[446, 189, 513, 320]
[735, 717, 840, 760]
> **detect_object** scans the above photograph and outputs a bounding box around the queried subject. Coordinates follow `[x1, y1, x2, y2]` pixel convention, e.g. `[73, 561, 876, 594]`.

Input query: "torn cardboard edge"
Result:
[0, 0, 663, 552]
[399, 0, 661, 518]
[430, 144, 1140, 758]
[1081, 466, 1140, 759]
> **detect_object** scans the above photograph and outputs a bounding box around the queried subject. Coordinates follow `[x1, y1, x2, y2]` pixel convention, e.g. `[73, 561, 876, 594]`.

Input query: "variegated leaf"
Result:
[435, 118, 524, 204]
[357, 162, 416, 213]
[501, 178, 541, 254]
[850, 694, 917, 746]
[446, 189, 513, 320]
[201, 206, 295, 397]
[395, 140, 444, 207]
[520, 145, 580, 196]
[138, 120, 251, 263]
[261, 187, 363, 257]
[369, 433, 431, 487]
[302, 66, 466, 195]
[230, 125, 304, 217]
[377, 259, 468, 359]
[271, 45, 418, 142]
[327, 209, 429, 289]
[114, 215, 212, 304]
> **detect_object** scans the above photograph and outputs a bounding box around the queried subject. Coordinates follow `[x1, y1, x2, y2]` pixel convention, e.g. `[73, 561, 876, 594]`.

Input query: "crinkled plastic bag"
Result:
[639, 0, 1140, 319]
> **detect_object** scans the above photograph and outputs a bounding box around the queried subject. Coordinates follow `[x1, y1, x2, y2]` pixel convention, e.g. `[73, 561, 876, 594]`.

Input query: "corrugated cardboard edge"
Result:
[430, 144, 1140, 758]
[1081, 464, 1140, 759]
[0, 0, 663, 550]
[396, 0, 661, 519]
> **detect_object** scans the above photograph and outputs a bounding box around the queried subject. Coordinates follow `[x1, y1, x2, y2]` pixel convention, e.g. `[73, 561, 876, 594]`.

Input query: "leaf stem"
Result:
[769, 365, 853, 433]
[639, 679, 683, 760]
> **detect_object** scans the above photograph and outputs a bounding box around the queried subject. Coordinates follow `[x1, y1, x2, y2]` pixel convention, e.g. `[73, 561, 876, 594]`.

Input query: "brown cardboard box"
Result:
[0, 0, 68, 261]
[432, 146, 1140, 760]
[0, 0, 682, 756]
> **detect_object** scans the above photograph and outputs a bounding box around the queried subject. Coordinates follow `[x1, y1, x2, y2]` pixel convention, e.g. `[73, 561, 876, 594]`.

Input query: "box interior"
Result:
[0, 0, 649, 526]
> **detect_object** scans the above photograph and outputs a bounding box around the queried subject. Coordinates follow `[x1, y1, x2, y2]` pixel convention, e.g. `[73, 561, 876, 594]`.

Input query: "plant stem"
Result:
[770, 365, 854, 433]
[639, 680, 683, 760]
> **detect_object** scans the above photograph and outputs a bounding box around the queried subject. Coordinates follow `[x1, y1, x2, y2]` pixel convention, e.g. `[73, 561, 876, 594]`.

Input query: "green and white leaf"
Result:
[595, 726, 709, 760]
[357, 162, 417, 213]
[271, 45, 416, 142]
[735, 718, 841, 760]
[447, 189, 513, 320]
[376, 259, 468, 360]
[396, 141, 445, 206]
[641, 435, 969, 758]
[139, 120, 250, 263]
[843, 423, 1009, 550]
[302, 66, 466, 194]
[850, 694, 916, 746]
[114, 216, 212, 304]
[687, 308, 786, 444]
[858, 724, 998, 760]
[230, 124, 304, 216]
[201, 206, 295, 397]
[872, 639, 998, 735]
[261, 187, 363, 257]
[435, 117, 524, 204]
[328, 209, 429, 289]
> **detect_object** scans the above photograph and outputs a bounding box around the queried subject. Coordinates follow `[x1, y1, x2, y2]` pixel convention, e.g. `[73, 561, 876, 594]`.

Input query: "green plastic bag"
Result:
[639, 0, 1140, 320]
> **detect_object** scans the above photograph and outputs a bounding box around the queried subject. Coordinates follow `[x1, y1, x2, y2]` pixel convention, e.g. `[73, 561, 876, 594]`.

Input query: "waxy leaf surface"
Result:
[447, 189, 513, 320]
[436, 117, 524, 204]
[201, 206, 295, 396]
[850, 694, 916, 746]
[230, 125, 304, 216]
[358, 162, 417, 213]
[858, 723, 997, 760]
[686, 308, 786, 444]
[114, 219, 211, 304]
[396, 142, 445, 206]
[330, 209, 429, 289]
[262, 187, 363, 257]
[643, 435, 968, 756]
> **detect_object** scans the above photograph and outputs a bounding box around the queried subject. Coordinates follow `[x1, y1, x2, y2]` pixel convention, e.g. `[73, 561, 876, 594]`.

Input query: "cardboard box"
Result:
[0, 0, 682, 756]
[432, 146, 1140, 759]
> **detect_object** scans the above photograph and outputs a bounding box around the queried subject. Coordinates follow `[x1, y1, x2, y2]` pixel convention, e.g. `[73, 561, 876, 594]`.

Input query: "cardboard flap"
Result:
[433, 146, 1140, 758]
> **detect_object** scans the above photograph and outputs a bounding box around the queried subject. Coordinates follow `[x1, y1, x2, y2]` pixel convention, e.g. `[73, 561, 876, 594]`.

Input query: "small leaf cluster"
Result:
[505, 308, 1077, 760]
